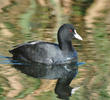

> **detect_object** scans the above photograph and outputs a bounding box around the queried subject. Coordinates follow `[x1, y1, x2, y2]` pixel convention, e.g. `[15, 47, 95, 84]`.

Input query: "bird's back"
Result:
[9, 41, 62, 64]
[9, 41, 77, 64]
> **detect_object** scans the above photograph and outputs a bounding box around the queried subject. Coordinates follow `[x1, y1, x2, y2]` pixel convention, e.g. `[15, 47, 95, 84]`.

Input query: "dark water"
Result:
[0, 0, 110, 100]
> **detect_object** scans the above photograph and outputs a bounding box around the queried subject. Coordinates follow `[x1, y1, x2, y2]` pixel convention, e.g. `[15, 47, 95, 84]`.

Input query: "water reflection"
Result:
[12, 61, 78, 100]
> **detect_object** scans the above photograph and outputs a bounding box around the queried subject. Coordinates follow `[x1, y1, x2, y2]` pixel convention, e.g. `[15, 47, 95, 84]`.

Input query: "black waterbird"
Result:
[7, 24, 83, 99]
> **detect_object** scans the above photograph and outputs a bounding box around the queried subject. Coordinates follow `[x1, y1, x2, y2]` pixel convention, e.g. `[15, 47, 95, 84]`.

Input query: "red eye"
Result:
[69, 29, 72, 32]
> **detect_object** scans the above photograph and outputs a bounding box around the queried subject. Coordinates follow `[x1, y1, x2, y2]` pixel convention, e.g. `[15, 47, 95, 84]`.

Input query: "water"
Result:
[0, 0, 110, 100]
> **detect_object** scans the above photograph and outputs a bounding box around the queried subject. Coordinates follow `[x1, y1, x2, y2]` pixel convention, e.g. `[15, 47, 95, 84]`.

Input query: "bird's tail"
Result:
[0, 54, 23, 65]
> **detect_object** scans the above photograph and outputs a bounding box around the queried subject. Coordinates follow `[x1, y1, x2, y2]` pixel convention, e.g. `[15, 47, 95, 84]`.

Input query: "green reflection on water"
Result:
[19, 0, 37, 40]
[15, 75, 40, 99]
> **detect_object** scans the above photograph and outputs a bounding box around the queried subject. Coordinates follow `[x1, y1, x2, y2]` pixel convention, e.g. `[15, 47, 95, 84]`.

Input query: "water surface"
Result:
[0, 0, 110, 100]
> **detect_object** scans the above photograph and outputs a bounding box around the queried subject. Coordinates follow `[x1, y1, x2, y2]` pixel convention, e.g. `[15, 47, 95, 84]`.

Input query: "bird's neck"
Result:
[59, 40, 74, 54]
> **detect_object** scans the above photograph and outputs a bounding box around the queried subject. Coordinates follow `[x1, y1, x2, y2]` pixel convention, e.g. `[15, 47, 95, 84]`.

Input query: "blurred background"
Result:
[0, 0, 110, 100]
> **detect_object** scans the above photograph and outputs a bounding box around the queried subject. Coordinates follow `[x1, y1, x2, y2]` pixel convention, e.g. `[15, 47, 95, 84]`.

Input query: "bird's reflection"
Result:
[12, 61, 78, 100]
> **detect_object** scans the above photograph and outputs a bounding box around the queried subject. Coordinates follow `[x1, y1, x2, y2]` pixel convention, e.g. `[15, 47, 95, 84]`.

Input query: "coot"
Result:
[9, 24, 83, 65]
